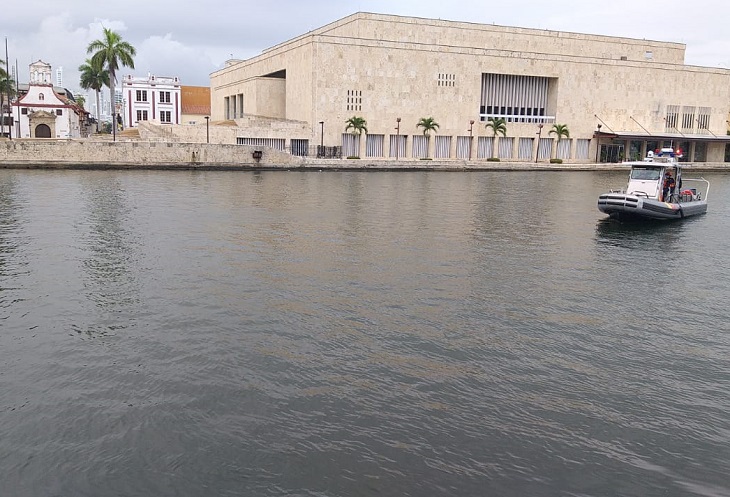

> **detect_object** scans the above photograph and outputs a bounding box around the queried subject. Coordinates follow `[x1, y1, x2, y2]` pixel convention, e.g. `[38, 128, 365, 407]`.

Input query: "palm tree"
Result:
[416, 117, 439, 135]
[484, 117, 507, 158]
[78, 58, 110, 133]
[549, 123, 570, 159]
[0, 62, 15, 139]
[87, 28, 136, 138]
[416, 117, 439, 158]
[344, 115, 368, 135]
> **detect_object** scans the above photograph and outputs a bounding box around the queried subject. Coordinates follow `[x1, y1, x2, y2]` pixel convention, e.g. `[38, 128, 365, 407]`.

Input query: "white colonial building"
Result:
[14, 60, 84, 139]
[122, 74, 181, 127]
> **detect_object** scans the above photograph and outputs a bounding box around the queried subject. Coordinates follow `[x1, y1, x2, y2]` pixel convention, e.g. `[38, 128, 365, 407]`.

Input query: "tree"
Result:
[75, 95, 86, 110]
[549, 123, 570, 159]
[484, 117, 507, 158]
[87, 28, 136, 138]
[0, 62, 15, 139]
[78, 58, 110, 133]
[416, 117, 439, 135]
[344, 115, 368, 135]
[416, 117, 439, 158]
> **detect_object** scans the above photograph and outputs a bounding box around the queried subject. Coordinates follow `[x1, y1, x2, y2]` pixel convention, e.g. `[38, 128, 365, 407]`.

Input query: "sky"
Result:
[3, 0, 730, 97]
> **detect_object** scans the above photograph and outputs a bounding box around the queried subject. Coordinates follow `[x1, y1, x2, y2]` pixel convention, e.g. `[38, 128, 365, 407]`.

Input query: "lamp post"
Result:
[468, 120, 475, 160]
[535, 123, 543, 163]
[319, 120, 324, 157]
[205, 116, 209, 143]
[395, 117, 401, 160]
[595, 123, 602, 163]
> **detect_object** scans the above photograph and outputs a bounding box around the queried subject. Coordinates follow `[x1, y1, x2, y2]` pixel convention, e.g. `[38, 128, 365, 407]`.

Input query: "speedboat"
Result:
[597, 148, 709, 220]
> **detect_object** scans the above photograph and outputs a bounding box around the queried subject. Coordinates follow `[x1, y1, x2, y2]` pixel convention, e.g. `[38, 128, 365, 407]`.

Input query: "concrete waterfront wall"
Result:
[2, 138, 728, 171]
[0, 139, 303, 169]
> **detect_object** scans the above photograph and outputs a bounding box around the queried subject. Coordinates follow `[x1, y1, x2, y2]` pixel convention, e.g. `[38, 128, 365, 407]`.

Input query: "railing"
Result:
[316, 145, 342, 159]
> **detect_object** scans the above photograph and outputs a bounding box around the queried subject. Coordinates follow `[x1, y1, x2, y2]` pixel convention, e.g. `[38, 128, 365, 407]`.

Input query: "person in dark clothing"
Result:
[662, 170, 676, 201]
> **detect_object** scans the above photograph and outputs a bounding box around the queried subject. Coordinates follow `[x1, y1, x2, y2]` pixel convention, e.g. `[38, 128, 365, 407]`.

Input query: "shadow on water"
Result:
[594, 216, 689, 251]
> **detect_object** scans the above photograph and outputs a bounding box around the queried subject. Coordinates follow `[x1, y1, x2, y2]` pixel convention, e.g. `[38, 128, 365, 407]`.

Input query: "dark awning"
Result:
[594, 130, 730, 143]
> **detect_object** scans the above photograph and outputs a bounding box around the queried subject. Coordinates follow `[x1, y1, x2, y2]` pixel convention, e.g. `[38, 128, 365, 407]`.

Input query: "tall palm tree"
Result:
[344, 115, 368, 135]
[549, 123, 570, 159]
[0, 62, 15, 139]
[78, 58, 110, 133]
[87, 28, 136, 138]
[416, 117, 439, 158]
[484, 117, 507, 158]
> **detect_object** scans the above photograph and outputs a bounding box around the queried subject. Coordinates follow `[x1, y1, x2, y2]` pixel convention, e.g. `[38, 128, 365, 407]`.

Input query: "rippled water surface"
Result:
[1, 169, 729, 497]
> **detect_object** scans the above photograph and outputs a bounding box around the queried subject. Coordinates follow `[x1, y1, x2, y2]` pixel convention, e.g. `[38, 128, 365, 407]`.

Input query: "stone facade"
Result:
[210, 12, 730, 163]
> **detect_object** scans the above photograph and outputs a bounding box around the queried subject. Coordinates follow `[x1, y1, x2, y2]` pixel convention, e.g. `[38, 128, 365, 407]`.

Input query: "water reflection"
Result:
[77, 174, 141, 336]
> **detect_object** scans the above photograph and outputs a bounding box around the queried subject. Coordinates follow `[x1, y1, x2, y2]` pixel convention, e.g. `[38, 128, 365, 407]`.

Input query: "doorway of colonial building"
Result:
[35, 124, 51, 138]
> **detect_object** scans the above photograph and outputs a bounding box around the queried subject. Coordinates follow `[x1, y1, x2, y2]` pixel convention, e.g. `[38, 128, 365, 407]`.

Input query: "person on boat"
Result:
[662, 170, 676, 202]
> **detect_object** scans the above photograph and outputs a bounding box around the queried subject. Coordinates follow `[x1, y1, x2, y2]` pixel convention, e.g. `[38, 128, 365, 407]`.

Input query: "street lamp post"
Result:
[319, 121, 324, 158]
[535, 123, 543, 163]
[595, 123, 602, 163]
[205, 116, 210, 143]
[395, 117, 401, 160]
[468, 120, 475, 160]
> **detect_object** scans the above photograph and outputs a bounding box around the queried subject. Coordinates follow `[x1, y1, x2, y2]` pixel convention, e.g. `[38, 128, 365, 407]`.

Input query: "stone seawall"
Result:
[0, 139, 302, 169]
[2, 139, 729, 171]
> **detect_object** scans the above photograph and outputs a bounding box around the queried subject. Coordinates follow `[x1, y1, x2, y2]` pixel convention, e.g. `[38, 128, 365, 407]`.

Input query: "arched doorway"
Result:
[35, 124, 52, 138]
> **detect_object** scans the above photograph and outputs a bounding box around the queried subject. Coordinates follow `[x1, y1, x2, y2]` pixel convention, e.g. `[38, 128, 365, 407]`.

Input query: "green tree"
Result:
[87, 28, 136, 137]
[78, 58, 110, 133]
[344, 115, 368, 135]
[484, 117, 507, 158]
[549, 123, 570, 159]
[75, 95, 86, 110]
[0, 62, 15, 139]
[416, 116, 439, 135]
[416, 117, 439, 158]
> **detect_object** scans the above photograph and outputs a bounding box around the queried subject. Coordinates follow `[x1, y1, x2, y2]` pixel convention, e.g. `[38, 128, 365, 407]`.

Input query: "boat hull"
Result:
[597, 193, 707, 220]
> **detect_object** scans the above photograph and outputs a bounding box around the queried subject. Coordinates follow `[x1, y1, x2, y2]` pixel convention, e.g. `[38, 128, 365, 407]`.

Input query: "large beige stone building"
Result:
[210, 12, 730, 162]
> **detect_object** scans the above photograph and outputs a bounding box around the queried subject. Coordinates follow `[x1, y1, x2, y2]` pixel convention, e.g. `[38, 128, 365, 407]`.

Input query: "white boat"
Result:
[597, 148, 709, 220]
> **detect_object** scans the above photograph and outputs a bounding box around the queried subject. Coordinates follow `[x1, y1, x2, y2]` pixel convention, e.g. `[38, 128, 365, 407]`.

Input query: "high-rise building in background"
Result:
[55, 67, 63, 87]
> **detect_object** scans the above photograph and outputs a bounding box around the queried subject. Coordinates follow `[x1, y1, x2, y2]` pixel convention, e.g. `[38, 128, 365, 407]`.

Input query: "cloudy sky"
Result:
[4, 0, 729, 95]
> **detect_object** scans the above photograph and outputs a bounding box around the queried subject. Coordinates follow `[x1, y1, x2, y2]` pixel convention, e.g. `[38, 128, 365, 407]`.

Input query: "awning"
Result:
[594, 131, 730, 143]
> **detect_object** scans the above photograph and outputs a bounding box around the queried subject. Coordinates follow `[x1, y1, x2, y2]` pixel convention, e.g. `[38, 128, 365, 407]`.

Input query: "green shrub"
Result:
[550, 158, 563, 164]
[487, 157, 500, 162]
[346, 156, 360, 159]
[420, 157, 433, 161]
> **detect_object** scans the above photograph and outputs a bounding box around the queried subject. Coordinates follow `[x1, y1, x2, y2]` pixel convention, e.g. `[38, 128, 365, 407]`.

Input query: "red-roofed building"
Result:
[181, 86, 211, 125]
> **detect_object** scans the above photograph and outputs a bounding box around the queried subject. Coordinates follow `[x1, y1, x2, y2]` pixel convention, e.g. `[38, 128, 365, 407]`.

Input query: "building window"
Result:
[56, 109, 62, 116]
[159, 91, 171, 103]
[39, 93, 44, 101]
[481, 73, 550, 123]
[21, 108, 28, 115]
[665, 105, 680, 132]
[136, 110, 149, 122]
[224, 97, 230, 119]
[346, 90, 362, 112]
[160, 111, 171, 123]
[697, 107, 711, 133]
[136, 90, 148, 102]
[681, 106, 696, 132]
[438, 73, 456, 87]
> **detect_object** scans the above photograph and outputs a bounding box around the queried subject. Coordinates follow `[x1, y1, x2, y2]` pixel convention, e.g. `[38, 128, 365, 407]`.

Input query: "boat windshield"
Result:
[630, 167, 661, 181]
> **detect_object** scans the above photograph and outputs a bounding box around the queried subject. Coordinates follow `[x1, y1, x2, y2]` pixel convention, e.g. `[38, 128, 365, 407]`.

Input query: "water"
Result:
[1, 169, 729, 497]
